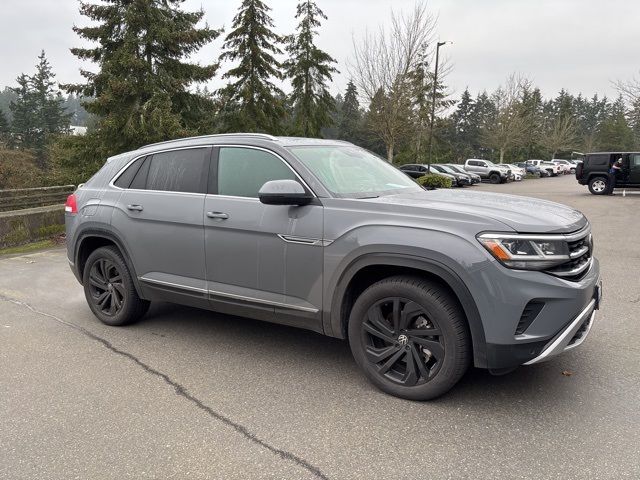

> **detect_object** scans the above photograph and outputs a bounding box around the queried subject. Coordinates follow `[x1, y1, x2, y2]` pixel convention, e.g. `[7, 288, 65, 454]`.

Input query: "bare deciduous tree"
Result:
[615, 74, 640, 104]
[349, 3, 436, 161]
[542, 115, 577, 158]
[482, 73, 532, 163]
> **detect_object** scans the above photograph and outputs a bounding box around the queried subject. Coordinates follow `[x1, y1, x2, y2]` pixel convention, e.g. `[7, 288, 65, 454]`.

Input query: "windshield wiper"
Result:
[355, 195, 380, 199]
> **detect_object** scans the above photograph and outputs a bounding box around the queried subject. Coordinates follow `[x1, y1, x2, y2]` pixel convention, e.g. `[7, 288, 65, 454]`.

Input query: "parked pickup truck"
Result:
[551, 159, 574, 174]
[464, 159, 511, 184]
[526, 159, 560, 177]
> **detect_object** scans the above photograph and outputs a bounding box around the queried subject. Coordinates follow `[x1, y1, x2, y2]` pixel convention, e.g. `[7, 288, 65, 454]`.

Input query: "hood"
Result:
[365, 189, 587, 233]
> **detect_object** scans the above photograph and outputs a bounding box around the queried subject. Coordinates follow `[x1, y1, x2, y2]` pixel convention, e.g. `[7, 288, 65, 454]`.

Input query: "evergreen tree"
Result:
[449, 88, 476, 160]
[338, 80, 361, 142]
[0, 109, 9, 147]
[31, 51, 71, 158]
[64, 0, 221, 155]
[9, 74, 38, 150]
[284, 0, 338, 137]
[596, 96, 635, 151]
[219, 0, 284, 133]
[0, 109, 8, 134]
[0, 88, 18, 123]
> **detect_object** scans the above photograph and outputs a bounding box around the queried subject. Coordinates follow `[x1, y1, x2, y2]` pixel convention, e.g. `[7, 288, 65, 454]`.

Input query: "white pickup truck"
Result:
[551, 159, 575, 174]
[526, 159, 560, 177]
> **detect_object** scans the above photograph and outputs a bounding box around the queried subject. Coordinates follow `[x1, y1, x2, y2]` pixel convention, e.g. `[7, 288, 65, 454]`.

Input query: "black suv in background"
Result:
[576, 152, 640, 194]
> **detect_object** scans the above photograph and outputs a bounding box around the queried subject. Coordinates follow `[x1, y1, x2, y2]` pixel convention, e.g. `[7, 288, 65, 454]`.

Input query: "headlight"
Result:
[477, 233, 570, 270]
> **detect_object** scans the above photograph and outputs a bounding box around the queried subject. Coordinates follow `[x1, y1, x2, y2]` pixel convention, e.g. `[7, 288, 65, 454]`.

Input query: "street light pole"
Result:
[427, 41, 451, 171]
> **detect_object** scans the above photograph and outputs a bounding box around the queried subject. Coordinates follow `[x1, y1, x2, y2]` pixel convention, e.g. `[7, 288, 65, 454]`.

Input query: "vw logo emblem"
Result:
[397, 334, 409, 346]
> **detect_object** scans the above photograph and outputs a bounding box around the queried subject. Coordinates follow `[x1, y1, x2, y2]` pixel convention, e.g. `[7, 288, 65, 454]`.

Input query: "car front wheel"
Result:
[489, 173, 501, 184]
[588, 176, 609, 195]
[83, 246, 150, 326]
[348, 276, 470, 400]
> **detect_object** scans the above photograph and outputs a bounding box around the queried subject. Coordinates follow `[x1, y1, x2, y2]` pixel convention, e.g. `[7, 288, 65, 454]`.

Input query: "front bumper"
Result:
[470, 255, 601, 369]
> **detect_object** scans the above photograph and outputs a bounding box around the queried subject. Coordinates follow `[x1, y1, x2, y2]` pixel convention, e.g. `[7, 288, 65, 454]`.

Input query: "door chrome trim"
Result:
[277, 234, 332, 247]
[208, 289, 319, 313]
[139, 276, 208, 294]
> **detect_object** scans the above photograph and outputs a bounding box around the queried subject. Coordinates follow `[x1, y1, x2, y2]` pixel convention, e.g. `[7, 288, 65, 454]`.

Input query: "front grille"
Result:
[515, 300, 545, 335]
[545, 226, 593, 281]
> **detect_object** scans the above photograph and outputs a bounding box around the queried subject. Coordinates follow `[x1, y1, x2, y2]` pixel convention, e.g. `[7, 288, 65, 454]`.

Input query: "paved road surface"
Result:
[1, 175, 639, 479]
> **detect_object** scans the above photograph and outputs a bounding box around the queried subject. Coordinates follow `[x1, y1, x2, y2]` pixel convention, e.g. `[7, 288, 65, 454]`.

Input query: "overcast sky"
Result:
[1, 0, 638, 102]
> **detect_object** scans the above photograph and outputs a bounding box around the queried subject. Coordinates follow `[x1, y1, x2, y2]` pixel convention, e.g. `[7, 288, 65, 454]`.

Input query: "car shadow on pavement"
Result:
[129, 302, 585, 410]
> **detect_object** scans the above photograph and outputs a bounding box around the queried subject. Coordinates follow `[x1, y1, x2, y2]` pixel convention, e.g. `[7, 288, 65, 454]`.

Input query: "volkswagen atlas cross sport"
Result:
[65, 134, 602, 400]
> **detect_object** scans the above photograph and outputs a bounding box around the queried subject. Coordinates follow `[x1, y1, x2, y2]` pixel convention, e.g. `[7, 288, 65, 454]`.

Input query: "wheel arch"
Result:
[328, 253, 488, 368]
[74, 228, 143, 298]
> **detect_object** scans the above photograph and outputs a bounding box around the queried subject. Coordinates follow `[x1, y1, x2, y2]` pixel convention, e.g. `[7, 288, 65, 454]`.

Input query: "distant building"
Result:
[70, 125, 87, 136]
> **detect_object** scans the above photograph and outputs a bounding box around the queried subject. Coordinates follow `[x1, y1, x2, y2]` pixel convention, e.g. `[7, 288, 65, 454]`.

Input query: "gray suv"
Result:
[65, 134, 602, 400]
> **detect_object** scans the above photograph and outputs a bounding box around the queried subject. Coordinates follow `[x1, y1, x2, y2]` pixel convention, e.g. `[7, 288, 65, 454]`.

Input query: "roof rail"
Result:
[138, 132, 279, 150]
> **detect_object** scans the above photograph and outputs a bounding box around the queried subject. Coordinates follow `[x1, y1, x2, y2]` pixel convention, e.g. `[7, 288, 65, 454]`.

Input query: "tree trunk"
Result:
[499, 148, 505, 164]
[387, 143, 394, 163]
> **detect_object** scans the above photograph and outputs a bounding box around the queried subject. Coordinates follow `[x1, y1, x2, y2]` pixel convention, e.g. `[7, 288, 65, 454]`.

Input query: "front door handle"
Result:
[206, 211, 229, 219]
[127, 204, 143, 211]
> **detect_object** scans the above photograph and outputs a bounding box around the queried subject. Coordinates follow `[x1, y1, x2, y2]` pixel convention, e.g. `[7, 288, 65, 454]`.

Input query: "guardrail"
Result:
[0, 185, 75, 212]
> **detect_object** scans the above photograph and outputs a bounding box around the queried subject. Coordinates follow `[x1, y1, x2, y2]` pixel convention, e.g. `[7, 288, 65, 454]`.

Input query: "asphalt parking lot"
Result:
[1, 175, 639, 479]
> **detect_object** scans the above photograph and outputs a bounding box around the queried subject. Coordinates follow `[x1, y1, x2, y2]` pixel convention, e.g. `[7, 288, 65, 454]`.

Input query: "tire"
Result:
[348, 275, 471, 401]
[489, 172, 501, 184]
[588, 176, 609, 195]
[83, 246, 150, 326]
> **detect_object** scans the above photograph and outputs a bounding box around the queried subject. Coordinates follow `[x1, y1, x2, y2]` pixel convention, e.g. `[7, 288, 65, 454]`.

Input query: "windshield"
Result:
[287, 145, 423, 198]
[438, 165, 459, 175]
[448, 165, 465, 174]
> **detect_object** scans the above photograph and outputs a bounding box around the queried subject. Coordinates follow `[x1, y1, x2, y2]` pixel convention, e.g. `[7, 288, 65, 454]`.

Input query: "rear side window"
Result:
[114, 156, 146, 188]
[217, 147, 296, 198]
[587, 154, 608, 166]
[145, 148, 208, 193]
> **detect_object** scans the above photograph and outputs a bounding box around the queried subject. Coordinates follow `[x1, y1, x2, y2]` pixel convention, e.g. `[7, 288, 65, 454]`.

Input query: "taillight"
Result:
[65, 194, 78, 214]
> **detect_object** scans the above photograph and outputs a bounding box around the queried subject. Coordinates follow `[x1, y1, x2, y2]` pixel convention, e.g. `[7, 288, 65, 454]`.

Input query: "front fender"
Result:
[323, 226, 494, 368]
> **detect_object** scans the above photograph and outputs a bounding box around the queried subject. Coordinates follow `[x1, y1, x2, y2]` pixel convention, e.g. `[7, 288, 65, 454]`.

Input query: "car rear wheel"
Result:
[489, 172, 501, 184]
[348, 276, 470, 400]
[83, 246, 150, 326]
[588, 176, 609, 195]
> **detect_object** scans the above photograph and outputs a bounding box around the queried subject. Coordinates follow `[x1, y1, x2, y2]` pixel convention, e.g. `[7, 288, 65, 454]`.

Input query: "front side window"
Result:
[630, 154, 640, 168]
[217, 147, 297, 198]
[144, 148, 207, 193]
[288, 145, 422, 198]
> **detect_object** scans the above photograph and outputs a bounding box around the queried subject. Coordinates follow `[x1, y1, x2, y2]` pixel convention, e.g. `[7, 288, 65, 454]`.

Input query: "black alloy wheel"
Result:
[348, 276, 470, 400]
[362, 297, 444, 386]
[83, 246, 150, 326]
[88, 258, 125, 317]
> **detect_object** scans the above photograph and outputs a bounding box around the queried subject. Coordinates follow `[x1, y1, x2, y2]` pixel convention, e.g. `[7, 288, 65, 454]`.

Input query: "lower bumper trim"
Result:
[523, 298, 597, 365]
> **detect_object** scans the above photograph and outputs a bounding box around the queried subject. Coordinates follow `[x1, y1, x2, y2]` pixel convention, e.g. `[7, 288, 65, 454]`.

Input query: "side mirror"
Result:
[258, 179, 313, 206]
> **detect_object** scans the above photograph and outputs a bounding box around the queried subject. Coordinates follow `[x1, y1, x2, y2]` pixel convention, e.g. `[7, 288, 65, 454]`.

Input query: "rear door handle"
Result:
[127, 204, 143, 211]
[206, 211, 229, 219]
